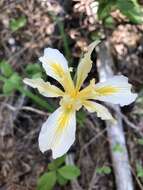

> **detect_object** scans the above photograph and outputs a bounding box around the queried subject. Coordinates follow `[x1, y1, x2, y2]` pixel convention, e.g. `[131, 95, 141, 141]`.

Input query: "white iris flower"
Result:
[23, 41, 137, 159]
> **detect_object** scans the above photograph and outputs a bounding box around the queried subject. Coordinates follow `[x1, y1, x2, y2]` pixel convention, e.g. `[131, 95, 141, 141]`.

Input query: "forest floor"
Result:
[0, 1, 143, 190]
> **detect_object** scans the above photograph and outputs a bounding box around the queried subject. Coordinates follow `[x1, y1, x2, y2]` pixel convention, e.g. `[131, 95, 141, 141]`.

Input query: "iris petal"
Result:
[83, 100, 113, 120]
[94, 75, 137, 106]
[39, 48, 74, 92]
[23, 78, 64, 97]
[38, 107, 76, 159]
[76, 40, 100, 90]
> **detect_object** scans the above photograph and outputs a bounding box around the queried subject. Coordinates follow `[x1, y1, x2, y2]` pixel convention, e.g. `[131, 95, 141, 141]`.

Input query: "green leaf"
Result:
[3, 80, 15, 95]
[10, 16, 27, 32]
[10, 73, 21, 86]
[104, 16, 115, 28]
[0, 60, 13, 77]
[31, 73, 42, 79]
[25, 63, 42, 77]
[136, 163, 143, 178]
[124, 10, 143, 24]
[97, 0, 115, 20]
[2, 73, 21, 95]
[96, 166, 111, 175]
[113, 143, 124, 153]
[37, 171, 56, 190]
[48, 155, 66, 171]
[58, 165, 80, 180]
[137, 138, 143, 145]
[117, 0, 134, 10]
[97, 0, 143, 24]
[57, 173, 68, 186]
[117, 0, 143, 23]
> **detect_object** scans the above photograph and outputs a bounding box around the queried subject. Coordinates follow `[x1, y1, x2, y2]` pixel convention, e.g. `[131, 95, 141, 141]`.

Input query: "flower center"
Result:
[60, 89, 82, 111]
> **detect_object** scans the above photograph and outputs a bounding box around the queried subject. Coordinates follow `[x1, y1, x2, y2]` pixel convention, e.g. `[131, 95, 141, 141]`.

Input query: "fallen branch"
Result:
[96, 41, 134, 190]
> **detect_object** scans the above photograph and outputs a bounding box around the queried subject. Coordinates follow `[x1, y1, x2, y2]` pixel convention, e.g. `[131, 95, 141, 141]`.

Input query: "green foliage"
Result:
[56, 173, 68, 186]
[104, 16, 115, 28]
[48, 155, 66, 171]
[96, 166, 111, 175]
[97, 0, 143, 24]
[10, 16, 27, 32]
[0, 61, 53, 111]
[37, 156, 80, 190]
[136, 163, 143, 178]
[0, 60, 13, 77]
[58, 165, 80, 180]
[113, 143, 124, 153]
[0, 60, 21, 95]
[25, 63, 43, 78]
[137, 138, 143, 145]
[3, 73, 21, 95]
[37, 171, 56, 190]
[97, 0, 115, 20]
[116, 0, 143, 23]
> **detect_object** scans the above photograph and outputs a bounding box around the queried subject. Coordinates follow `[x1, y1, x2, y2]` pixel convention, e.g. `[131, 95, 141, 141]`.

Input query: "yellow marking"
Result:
[51, 62, 75, 93]
[52, 63, 65, 77]
[70, 89, 78, 99]
[95, 86, 119, 96]
[62, 72, 75, 93]
[57, 108, 73, 133]
[77, 79, 96, 100]
[58, 111, 70, 129]
[51, 109, 72, 149]
[79, 88, 92, 99]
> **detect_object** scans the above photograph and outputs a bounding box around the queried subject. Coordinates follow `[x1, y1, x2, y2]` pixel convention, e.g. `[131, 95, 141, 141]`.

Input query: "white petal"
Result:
[23, 78, 63, 97]
[39, 48, 68, 82]
[76, 40, 100, 90]
[39, 48, 74, 92]
[38, 107, 76, 159]
[83, 100, 113, 120]
[94, 75, 137, 106]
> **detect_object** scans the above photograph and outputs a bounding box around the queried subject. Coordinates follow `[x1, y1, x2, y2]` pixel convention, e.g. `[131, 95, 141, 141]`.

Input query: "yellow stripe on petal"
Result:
[52, 63, 65, 78]
[62, 72, 75, 93]
[78, 79, 96, 100]
[38, 107, 76, 159]
[48, 62, 75, 93]
[95, 86, 119, 96]
[94, 75, 137, 106]
[23, 78, 64, 97]
[39, 48, 68, 81]
[39, 48, 75, 93]
[57, 109, 71, 131]
[51, 109, 72, 148]
[76, 40, 100, 90]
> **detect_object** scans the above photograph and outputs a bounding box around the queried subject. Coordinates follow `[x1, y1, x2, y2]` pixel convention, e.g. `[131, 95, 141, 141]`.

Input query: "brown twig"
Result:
[79, 128, 106, 160]
[3, 103, 49, 116]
